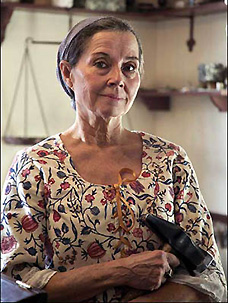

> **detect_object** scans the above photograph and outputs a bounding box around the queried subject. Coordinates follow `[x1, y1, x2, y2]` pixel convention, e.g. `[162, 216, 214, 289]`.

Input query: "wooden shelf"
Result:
[1, 1, 226, 50]
[138, 89, 227, 111]
[1, 1, 227, 21]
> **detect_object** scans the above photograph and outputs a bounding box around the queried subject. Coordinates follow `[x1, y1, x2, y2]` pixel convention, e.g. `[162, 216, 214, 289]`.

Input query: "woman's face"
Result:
[69, 30, 141, 120]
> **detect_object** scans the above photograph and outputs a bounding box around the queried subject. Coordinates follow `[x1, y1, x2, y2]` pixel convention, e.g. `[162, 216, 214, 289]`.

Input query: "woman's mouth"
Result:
[100, 94, 125, 101]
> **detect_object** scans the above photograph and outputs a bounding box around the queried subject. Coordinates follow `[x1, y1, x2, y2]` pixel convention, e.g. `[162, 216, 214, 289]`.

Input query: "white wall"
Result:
[1, 10, 227, 217]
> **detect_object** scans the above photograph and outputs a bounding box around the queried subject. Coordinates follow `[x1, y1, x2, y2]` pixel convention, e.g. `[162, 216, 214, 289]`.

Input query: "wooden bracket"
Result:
[138, 90, 171, 110]
[1, 3, 14, 43]
[186, 15, 196, 52]
[210, 95, 227, 112]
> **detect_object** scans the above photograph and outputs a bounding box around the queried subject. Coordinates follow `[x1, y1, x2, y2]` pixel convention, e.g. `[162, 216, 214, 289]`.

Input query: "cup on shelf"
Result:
[51, 0, 73, 8]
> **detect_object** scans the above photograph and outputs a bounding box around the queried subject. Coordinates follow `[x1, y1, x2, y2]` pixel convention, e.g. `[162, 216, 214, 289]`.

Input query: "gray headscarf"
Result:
[56, 17, 106, 110]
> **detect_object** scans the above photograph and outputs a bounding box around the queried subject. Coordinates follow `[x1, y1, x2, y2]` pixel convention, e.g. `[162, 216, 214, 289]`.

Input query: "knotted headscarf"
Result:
[56, 16, 108, 110]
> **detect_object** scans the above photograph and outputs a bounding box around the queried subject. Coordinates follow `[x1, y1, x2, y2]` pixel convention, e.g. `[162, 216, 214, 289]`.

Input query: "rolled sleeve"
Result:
[171, 268, 227, 302]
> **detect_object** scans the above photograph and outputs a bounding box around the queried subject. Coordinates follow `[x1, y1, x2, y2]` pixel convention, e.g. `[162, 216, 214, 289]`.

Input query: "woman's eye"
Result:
[94, 61, 108, 69]
[123, 64, 136, 73]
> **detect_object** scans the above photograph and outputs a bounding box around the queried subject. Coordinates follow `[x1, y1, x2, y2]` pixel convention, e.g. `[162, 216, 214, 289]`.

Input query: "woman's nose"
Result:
[107, 67, 124, 88]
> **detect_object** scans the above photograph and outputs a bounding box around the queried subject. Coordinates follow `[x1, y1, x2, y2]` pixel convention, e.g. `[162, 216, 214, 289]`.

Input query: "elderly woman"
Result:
[1, 17, 227, 303]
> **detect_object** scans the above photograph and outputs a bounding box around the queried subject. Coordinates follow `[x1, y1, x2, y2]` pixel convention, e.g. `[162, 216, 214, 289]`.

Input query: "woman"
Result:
[1, 17, 226, 302]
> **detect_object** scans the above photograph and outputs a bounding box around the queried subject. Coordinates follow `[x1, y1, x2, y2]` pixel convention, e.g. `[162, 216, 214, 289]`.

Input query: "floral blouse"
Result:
[1, 132, 227, 302]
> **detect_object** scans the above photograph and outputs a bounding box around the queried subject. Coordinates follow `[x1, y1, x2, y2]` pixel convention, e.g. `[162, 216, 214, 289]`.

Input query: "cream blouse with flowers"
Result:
[1, 132, 227, 302]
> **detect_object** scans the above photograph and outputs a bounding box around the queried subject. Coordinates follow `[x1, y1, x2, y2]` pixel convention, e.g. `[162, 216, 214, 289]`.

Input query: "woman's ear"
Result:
[59, 60, 73, 88]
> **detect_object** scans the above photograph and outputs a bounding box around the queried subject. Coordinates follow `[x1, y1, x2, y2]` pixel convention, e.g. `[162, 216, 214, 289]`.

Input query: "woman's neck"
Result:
[66, 113, 126, 147]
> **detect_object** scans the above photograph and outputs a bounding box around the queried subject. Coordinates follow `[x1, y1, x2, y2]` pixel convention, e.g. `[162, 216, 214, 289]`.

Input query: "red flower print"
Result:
[6, 213, 12, 220]
[85, 194, 95, 203]
[60, 182, 70, 190]
[53, 210, 61, 222]
[140, 132, 145, 136]
[166, 150, 174, 157]
[154, 182, 159, 196]
[48, 178, 55, 185]
[186, 192, 193, 202]
[39, 233, 45, 242]
[107, 223, 116, 232]
[87, 242, 106, 259]
[175, 212, 183, 223]
[130, 180, 145, 194]
[125, 248, 138, 256]
[165, 203, 172, 212]
[176, 176, 181, 184]
[37, 150, 49, 157]
[21, 215, 38, 233]
[21, 168, 30, 177]
[132, 228, 143, 238]
[142, 171, 151, 178]
[34, 175, 41, 182]
[54, 150, 67, 163]
[207, 214, 210, 220]
[103, 188, 116, 201]
[1, 235, 17, 254]
[45, 237, 54, 259]
[55, 242, 60, 249]
[38, 200, 45, 209]
[100, 199, 107, 206]
[168, 143, 180, 151]
[142, 151, 147, 158]
[38, 160, 47, 164]
[177, 189, 184, 200]
[44, 183, 51, 198]
[126, 197, 135, 205]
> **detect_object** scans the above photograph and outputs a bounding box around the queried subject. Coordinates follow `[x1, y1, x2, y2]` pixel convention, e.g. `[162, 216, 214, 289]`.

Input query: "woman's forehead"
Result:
[84, 31, 139, 57]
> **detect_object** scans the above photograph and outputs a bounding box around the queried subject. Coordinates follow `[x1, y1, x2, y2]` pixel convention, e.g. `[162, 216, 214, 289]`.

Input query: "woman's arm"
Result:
[45, 259, 124, 302]
[45, 250, 180, 302]
[129, 281, 211, 302]
[1, 151, 56, 288]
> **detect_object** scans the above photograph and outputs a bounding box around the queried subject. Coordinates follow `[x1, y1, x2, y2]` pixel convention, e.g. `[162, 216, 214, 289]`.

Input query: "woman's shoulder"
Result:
[135, 131, 186, 154]
[14, 133, 63, 161]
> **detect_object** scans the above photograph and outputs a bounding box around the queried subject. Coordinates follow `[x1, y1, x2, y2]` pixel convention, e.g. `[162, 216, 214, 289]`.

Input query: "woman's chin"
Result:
[94, 106, 124, 120]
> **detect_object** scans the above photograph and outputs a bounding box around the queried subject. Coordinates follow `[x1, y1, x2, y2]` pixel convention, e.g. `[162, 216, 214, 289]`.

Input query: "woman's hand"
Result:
[119, 250, 180, 291]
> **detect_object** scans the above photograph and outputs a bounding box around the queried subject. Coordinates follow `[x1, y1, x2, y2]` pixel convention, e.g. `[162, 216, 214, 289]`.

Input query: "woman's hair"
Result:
[57, 16, 144, 110]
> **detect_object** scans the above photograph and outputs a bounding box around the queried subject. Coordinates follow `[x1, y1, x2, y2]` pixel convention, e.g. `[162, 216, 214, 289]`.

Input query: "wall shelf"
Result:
[1, 1, 226, 47]
[138, 89, 227, 111]
[1, 1, 226, 20]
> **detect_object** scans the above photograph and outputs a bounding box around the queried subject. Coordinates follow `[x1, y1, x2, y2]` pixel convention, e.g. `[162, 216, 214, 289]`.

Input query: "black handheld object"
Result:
[140, 214, 214, 276]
